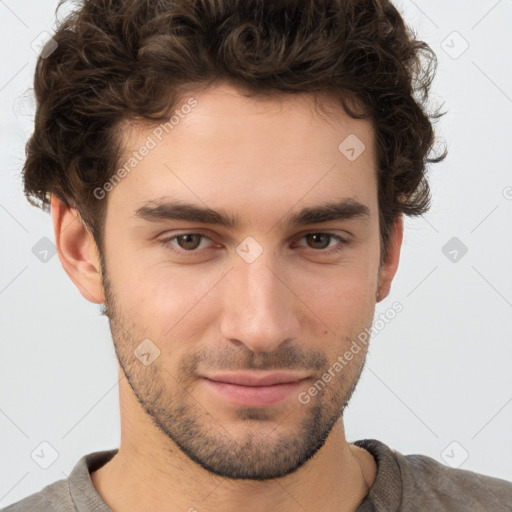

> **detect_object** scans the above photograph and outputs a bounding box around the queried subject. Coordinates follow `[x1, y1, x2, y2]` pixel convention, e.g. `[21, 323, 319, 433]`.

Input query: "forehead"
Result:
[109, 82, 378, 222]
[120, 80, 375, 158]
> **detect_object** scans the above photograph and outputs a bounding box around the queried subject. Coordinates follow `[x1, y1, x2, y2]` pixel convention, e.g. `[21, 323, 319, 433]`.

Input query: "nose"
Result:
[219, 250, 300, 353]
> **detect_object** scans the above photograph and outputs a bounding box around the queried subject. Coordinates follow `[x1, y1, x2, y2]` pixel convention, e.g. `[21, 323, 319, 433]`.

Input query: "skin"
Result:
[52, 81, 403, 512]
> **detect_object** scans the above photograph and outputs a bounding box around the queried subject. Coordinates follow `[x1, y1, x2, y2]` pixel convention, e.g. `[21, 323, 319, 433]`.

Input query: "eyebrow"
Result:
[132, 197, 371, 229]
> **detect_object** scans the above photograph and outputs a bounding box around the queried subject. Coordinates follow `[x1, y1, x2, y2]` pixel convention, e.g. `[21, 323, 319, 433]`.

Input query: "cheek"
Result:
[130, 263, 222, 342]
[294, 260, 377, 337]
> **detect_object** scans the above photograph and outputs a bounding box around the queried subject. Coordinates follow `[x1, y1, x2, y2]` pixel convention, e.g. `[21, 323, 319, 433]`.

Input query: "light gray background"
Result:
[1, 0, 511, 507]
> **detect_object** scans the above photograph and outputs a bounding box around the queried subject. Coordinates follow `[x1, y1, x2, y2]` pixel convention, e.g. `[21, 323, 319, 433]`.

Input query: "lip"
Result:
[202, 371, 311, 386]
[200, 371, 310, 407]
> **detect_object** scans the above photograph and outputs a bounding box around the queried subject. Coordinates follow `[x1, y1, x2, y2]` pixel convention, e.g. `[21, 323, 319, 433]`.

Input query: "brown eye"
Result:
[296, 232, 349, 254]
[175, 234, 203, 250]
[161, 233, 213, 253]
[305, 233, 332, 249]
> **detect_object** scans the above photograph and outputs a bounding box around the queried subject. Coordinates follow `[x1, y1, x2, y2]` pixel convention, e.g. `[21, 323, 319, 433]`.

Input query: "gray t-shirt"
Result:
[3, 439, 512, 511]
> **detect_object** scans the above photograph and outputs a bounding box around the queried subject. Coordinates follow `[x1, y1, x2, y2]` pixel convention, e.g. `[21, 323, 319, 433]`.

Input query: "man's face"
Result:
[101, 82, 384, 480]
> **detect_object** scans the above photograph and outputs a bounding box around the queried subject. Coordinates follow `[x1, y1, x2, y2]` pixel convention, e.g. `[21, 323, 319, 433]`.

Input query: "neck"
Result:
[91, 372, 376, 512]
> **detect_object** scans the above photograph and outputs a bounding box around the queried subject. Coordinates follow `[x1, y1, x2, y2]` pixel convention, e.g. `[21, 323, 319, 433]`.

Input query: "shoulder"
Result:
[2, 448, 117, 512]
[2, 478, 74, 512]
[354, 438, 512, 512]
[396, 450, 512, 512]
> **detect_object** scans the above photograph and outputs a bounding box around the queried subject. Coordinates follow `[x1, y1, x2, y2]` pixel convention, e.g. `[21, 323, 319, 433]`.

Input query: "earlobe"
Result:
[376, 214, 403, 303]
[51, 194, 105, 304]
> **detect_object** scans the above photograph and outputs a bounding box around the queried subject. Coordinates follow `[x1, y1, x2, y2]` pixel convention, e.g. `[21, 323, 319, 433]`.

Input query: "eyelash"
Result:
[160, 232, 349, 257]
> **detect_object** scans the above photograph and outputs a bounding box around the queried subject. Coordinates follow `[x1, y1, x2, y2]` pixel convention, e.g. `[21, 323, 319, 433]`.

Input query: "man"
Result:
[5, 0, 512, 510]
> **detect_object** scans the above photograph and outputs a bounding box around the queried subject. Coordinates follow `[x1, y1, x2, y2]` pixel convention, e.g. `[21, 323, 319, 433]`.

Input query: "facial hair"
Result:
[99, 262, 370, 481]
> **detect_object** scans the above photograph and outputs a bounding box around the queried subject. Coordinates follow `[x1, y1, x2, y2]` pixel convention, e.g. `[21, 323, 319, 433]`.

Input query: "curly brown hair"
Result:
[23, 0, 447, 264]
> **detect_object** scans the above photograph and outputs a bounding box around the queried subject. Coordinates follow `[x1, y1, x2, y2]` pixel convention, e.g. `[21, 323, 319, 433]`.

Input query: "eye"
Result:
[161, 233, 213, 253]
[296, 233, 348, 254]
[159, 231, 349, 257]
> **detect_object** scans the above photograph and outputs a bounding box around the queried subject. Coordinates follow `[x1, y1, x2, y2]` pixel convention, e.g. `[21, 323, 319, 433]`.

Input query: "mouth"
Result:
[200, 371, 311, 407]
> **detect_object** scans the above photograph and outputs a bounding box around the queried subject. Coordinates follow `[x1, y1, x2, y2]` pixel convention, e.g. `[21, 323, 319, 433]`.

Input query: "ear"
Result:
[51, 194, 105, 304]
[376, 214, 403, 303]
